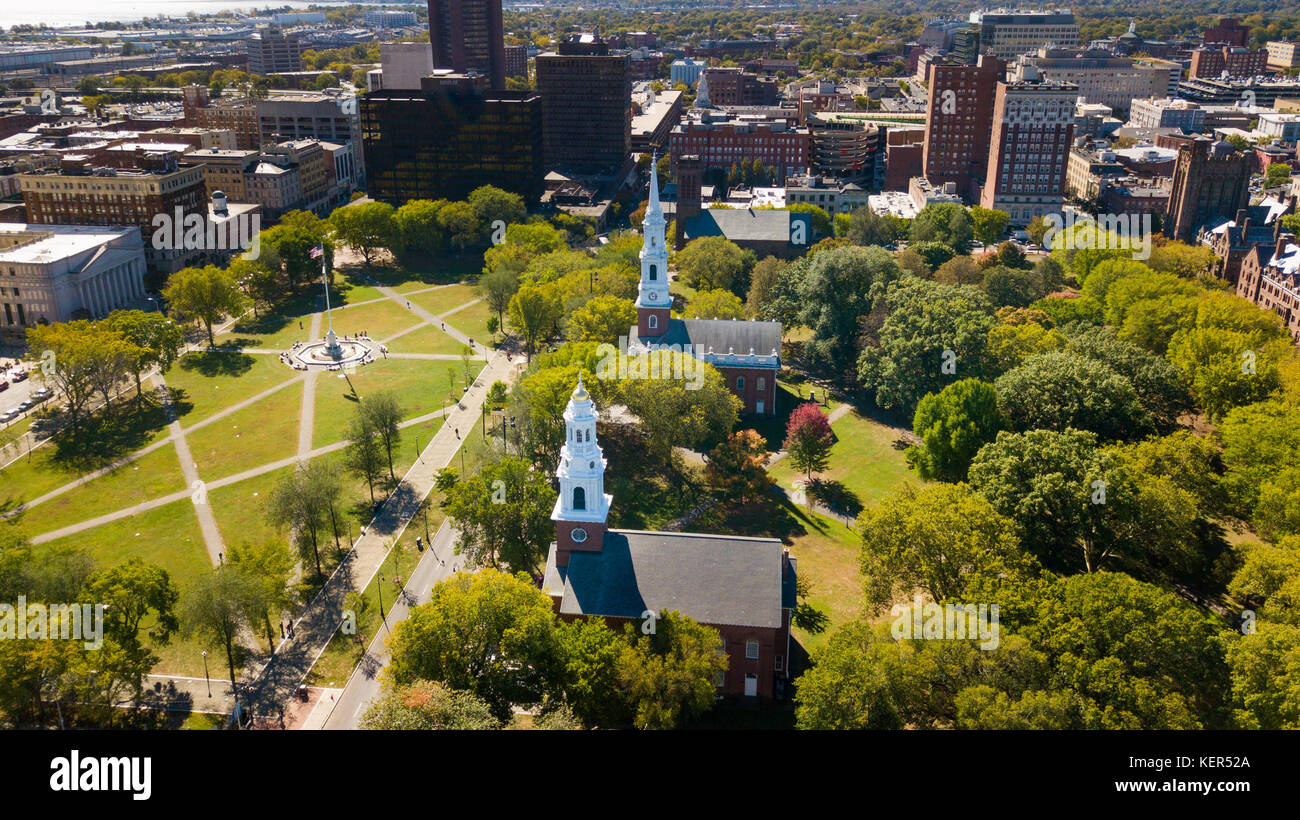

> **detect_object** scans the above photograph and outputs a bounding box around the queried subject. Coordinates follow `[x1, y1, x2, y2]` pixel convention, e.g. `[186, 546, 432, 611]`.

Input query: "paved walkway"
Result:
[380, 285, 484, 351]
[155, 375, 225, 566]
[298, 312, 323, 458]
[239, 350, 524, 718]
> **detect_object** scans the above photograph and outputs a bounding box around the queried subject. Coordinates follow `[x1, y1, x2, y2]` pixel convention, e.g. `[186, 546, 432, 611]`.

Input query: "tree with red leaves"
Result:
[783, 402, 833, 480]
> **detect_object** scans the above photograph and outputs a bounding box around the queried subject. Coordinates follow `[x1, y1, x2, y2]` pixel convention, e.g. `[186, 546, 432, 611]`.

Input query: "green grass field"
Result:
[442, 299, 495, 344]
[769, 407, 916, 513]
[785, 509, 866, 654]
[405, 282, 480, 315]
[20, 442, 188, 537]
[164, 353, 296, 427]
[186, 378, 304, 482]
[311, 357, 480, 449]
[382, 323, 471, 357]
[331, 297, 424, 341]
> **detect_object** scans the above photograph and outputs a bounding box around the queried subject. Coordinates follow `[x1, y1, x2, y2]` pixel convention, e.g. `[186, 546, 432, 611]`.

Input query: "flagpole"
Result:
[321, 251, 334, 337]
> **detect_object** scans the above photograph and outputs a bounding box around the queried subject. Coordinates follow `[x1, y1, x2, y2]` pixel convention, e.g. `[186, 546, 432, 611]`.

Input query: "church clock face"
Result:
[648, 291, 658, 301]
[571, 527, 588, 544]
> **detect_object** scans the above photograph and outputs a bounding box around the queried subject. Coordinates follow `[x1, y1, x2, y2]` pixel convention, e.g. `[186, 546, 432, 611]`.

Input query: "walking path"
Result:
[155, 375, 225, 565]
[297, 313, 323, 459]
[240, 350, 524, 717]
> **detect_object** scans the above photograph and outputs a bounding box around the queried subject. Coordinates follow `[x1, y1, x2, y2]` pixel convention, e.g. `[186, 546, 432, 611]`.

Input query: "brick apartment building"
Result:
[922, 55, 1003, 200]
[669, 111, 809, 184]
[17, 151, 207, 274]
[698, 67, 780, 107]
[979, 67, 1077, 225]
[1189, 46, 1269, 80]
[1237, 233, 1300, 340]
[428, 0, 506, 90]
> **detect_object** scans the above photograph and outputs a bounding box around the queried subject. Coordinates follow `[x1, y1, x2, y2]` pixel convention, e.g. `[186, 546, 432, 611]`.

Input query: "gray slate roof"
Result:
[685, 207, 805, 243]
[629, 318, 782, 361]
[543, 529, 791, 629]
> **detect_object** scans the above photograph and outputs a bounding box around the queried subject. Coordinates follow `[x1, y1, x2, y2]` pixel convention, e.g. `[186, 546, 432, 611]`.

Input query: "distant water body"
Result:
[0, 1, 380, 30]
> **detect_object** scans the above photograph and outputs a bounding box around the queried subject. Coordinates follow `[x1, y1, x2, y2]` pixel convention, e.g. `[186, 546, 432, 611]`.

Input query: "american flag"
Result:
[309, 244, 323, 259]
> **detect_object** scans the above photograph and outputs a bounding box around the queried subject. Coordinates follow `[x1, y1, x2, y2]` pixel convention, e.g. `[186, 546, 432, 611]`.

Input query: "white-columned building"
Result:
[0, 224, 147, 341]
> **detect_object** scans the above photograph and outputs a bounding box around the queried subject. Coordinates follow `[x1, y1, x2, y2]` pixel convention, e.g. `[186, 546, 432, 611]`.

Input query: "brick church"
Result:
[626, 154, 783, 416]
[542, 375, 798, 700]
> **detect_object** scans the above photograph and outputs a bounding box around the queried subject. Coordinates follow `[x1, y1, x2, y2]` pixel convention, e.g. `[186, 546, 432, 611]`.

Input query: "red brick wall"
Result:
[554, 520, 605, 566]
[637, 306, 671, 339]
[716, 365, 778, 415]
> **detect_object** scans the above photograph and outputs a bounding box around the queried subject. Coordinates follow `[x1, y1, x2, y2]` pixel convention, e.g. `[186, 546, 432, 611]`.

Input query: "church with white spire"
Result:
[626, 151, 784, 416]
[543, 374, 798, 701]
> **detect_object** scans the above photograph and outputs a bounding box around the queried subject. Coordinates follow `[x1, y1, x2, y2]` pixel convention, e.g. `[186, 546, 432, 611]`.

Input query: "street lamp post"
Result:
[202, 650, 211, 697]
[377, 573, 388, 632]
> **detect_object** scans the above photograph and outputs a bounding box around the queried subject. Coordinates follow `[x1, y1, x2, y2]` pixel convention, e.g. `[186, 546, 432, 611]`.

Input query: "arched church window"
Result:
[649, 264, 658, 280]
[573, 486, 586, 510]
[757, 377, 766, 391]
[736, 376, 745, 390]
[648, 314, 658, 329]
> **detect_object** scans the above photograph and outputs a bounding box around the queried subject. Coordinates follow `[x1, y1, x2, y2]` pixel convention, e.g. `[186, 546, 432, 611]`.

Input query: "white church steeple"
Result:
[552, 372, 612, 560]
[636, 151, 672, 335]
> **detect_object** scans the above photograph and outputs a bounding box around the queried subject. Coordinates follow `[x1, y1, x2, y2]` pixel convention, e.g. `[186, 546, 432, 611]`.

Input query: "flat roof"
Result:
[0, 224, 138, 263]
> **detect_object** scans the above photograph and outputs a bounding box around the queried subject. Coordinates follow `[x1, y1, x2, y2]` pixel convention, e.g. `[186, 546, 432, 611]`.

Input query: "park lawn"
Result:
[181, 712, 225, 729]
[0, 445, 87, 509]
[186, 378, 303, 482]
[215, 311, 321, 351]
[207, 462, 297, 556]
[311, 357, 480, 449]
[330, 297, 424, 341]
[164, 352, 296, 427]
[769, 407, 916, 512]
[406, 282, 479, 315]
[21, 442, 188, 537]
[441, 299, 495, 345]
[35, 496, 211, 589]
[0, 415, 34, 448]
[784, 508, 867, 654]
[383, 323, 471, 356]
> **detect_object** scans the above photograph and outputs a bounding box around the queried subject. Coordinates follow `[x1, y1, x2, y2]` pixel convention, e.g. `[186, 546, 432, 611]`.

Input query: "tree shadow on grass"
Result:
[806, 478, 863, 518]
[179, 350, 256, 379]
[49, 392, 177, 470]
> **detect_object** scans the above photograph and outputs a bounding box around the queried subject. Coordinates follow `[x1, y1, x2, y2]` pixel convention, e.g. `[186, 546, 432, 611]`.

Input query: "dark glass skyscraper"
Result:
[361, 73, 543, 205]
[427, 0, 507, 90]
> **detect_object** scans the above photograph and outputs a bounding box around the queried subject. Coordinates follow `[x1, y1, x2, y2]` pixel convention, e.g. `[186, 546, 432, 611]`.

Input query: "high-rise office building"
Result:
[980, 66, 1077, 225]
[427, 0, 506, 90]
[974, 10, 1079, 59]
[535, 35, 631, 175]
[246, 26, 304, 76]
[922, 55, 1003, 198]
[361, 71, 543, 205]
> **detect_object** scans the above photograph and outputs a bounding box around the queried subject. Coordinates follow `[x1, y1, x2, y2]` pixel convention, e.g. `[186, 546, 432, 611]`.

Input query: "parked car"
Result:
[10, 370, 27, 382]
[32, 387, 50, 401]
[0, 380, 9, 392]
[0, 409, 16, 423]
[17, 400, 31, 412]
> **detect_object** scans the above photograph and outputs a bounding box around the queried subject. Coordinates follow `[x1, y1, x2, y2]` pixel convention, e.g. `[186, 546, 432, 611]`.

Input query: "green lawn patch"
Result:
[164, 353, 296, 426]
[383, 323, 471, 356]
[441, 299, 495, 345]
[311, 357, 480, 449]
[769, 407, 916, 513]
[406, 283, 479, 315]
[331, 297, 423, 341]
[186, 378, 303, 482]
[21, 442, 187, 536]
